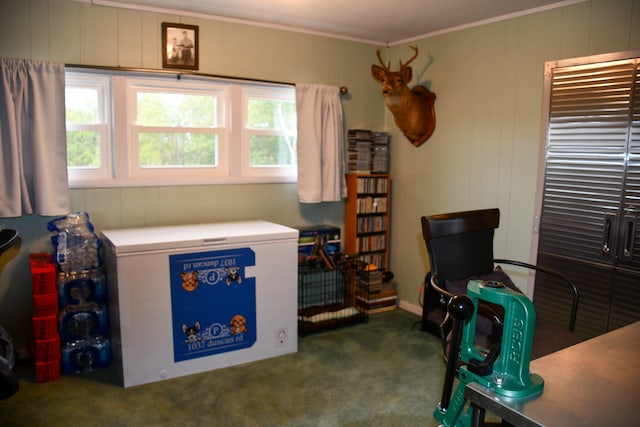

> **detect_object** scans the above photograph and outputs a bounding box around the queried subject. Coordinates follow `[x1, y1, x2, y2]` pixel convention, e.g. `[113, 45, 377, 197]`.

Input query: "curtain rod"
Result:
[65, 63, 349, 94]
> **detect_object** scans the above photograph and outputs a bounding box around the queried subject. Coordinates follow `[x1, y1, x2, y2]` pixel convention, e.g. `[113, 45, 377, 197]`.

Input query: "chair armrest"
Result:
[430, 273, 504, 365]
[430, 273, 503, 328]
[430, 273, 503, 322]
[494, 258, 579, 332]
[429, 272, 454, 300]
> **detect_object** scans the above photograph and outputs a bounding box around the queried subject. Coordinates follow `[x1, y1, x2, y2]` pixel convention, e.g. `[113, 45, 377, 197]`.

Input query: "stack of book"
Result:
[356, 268, 397, 313]
[371, 132, 390, 173]
[347, 129, 373, 173]
[346, 129, 390, 174]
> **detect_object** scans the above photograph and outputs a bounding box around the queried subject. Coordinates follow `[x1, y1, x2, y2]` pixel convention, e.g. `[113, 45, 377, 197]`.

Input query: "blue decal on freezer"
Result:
[169, 248, 256, 362]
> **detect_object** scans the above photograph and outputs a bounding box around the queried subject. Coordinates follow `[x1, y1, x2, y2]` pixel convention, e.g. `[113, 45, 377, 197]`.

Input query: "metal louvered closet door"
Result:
[534, 57, 640, 339]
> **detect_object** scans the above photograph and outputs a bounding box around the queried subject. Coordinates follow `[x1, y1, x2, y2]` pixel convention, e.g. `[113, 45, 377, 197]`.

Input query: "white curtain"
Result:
[0, 58, 69, 217]
[295, 83, 346, 203]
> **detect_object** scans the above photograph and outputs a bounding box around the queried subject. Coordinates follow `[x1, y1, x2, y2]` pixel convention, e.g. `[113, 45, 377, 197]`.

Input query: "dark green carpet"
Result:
[1, 309, 446, 426]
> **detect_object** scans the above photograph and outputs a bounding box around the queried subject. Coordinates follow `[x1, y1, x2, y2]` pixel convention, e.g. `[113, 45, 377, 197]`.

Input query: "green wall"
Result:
[0, 0, 383, 350]
[1, 0, 639, 352]
[388, 0, 640, 312]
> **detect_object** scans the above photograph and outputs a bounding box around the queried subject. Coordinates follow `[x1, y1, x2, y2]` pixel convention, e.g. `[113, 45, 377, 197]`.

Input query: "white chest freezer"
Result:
[101, 220, 298, 387]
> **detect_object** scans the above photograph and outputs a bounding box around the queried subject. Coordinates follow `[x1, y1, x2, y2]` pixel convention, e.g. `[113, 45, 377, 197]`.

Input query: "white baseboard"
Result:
[398, 300, 422, 316]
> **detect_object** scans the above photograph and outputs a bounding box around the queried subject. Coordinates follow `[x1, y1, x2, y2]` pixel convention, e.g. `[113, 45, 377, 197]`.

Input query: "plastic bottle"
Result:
[58, 301, 109, 342]
[48, 212, 102, 273]
[61, 335, 111, 374]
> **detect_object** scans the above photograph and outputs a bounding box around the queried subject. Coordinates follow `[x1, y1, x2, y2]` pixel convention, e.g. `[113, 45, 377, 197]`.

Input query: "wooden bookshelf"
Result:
[344, 173, 391, 270]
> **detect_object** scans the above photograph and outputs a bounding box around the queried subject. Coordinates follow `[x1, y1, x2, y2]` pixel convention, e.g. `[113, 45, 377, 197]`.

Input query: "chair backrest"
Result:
[421, 209, 500, 284]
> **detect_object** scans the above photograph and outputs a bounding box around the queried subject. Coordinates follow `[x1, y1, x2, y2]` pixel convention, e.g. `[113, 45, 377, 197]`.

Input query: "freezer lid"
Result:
[101, 220, 298, 254]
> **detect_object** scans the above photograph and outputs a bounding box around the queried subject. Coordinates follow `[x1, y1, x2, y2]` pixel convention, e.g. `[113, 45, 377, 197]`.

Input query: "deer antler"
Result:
[376, 48, 390, 70]
[399, 45, 419, 68]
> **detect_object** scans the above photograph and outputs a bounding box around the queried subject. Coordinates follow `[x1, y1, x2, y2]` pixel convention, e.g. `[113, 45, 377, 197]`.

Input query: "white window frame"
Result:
[65, 69, 297, 188]
[124, 77, 230, 184]
[240, 85, 298, 179]
[65, 72, 113, 186]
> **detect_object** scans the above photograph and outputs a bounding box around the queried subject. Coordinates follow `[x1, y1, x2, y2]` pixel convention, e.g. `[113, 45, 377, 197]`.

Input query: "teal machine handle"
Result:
[434, 280, 544, 427]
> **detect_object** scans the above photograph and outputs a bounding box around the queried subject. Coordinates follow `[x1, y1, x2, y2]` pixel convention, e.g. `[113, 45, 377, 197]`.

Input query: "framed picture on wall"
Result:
[162, 23, 199, 70]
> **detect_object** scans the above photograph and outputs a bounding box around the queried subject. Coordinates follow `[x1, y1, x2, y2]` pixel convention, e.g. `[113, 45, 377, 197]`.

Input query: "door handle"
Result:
[620, 215, 637, 261]
[602, 213, 616, 255]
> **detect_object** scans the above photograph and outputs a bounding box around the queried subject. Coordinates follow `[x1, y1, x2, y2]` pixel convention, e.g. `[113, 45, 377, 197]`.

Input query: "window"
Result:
[242, 86, 297, 178]
[126, 78, 229, 183]
[65, 73, 112, 183]
[65, 69, 297, 187]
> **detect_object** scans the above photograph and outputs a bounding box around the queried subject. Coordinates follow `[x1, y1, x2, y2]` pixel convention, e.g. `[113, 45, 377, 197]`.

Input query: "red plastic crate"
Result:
[33, 293, 58, 317]
[32, 315, 58, 340]
[32, 336, 61, 362]
[30, 253, 56, 295]
[35, 359, 60, 383]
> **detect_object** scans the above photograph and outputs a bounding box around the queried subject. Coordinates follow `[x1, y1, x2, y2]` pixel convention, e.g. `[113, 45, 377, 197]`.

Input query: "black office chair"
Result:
[1, 228, 19, 400]
[420, 208, 583, 362]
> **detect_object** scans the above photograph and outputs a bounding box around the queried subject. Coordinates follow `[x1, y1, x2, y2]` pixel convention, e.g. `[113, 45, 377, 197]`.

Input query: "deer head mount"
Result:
[371, 46, 436, 147]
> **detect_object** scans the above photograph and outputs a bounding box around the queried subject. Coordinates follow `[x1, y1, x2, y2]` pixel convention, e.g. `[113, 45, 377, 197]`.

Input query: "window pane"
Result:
[65, 87, 99, 124]
[247, 98, 296, 130]
[137, 92, 216, 127]
[67, 130, 100, 167]
[138, 132, 217, 167]
[249, 135, 296, 166]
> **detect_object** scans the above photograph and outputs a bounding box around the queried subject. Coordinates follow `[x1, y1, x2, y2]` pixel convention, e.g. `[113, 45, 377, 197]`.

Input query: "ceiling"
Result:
[90, 0, 584, 45]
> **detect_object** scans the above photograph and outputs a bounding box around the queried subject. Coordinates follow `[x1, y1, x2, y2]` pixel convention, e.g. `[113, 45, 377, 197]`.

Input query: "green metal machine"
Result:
[433, 279, 544, 427]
